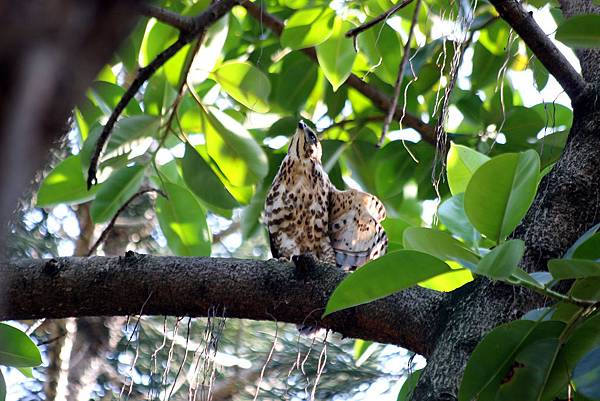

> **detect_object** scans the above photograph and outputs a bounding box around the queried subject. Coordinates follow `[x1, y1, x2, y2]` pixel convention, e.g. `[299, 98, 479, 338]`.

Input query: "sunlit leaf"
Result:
[316, 18, 356, 91]
[323, 250, 452, 316]
[464, 150, 540, 243]
[212, 61, 271, 112]
[446, 142, 490, 195]
[280, 7, 335, 50]
[202, 106, 268, 186]
[90, 81, 142, 116]
[90, 164, 146, 223]
[188, 14, 229, 84]
[37, 155, 98, 207]
[181, 142, 238, 211]
[156, 182, 211, 256]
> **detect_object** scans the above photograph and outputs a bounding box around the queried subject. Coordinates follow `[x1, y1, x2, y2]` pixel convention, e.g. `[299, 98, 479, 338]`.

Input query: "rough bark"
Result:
[411, 4, 600, 400]
[0, 255, 445, 357]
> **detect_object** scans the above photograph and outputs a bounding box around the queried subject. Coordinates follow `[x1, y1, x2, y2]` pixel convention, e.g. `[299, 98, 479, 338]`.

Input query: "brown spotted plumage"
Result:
[265, 120, 388, 270]
[265, 121, 336, 265]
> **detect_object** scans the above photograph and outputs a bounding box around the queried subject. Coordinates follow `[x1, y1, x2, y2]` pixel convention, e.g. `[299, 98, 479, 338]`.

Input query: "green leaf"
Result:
[280, 7, 335, 50]
[565, 223, 600, 258]
[17, 367, 33, 378]
[139, 18, 178, 66]
[188, 14, 229, 84]
[80, 116, 160, 174]
[156, 182, 211, 256]
[471, 42, 505, 89]
[548, 259, 600, 279]
[502, 106, 546, 144]
[418, 268, 474, 292]
[556, 15, 600, 48]
[464, 150, 540, 243]
[381, 218, 411, 246]
[323, 250, 452, 316]
[212, 61, 271, 112]
[475, 239, 524, 279]
[495, 337, 561, 401]
[573, 346, 600, 400]
[316, 18, 356, 91]
[397, 369, 422, 401]
[458, 320, 564, 401]
[37, 155, 98, 207]
[0, 324, 42, 367]
[403, 227, 480, 265]
[353, 340, 377, 366]
[0, 370, 5, 401]
[273, 52, 318, 111]
[438, 194, 479, 245]
[181, 142, 238, 211]
[544, 312, 600, 399]
[202, 107, 268, 186]
[90, 81, 142, 116]
[446, 142, 490, 195]
[356, 21, 402, 85]
[572, 233, 600, 260]
[90, 164, 146, 223]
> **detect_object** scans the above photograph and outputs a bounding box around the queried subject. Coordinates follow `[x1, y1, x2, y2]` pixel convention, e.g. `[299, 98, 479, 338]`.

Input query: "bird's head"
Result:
[288, 120, 322, 162]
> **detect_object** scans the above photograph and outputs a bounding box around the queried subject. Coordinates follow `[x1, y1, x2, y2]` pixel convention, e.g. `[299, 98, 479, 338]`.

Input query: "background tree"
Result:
[1, 0, 600, 400]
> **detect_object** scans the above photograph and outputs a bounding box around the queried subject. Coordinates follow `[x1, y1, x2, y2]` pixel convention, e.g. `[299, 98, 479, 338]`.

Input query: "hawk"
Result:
[264, 120, 388, 271]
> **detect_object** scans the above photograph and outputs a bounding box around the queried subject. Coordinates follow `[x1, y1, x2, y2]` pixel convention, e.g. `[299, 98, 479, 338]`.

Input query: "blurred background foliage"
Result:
[3, 0, 575, 399]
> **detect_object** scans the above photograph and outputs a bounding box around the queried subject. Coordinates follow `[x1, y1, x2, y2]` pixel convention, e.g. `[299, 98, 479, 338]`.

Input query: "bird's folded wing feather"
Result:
[328, 189, 388, 270]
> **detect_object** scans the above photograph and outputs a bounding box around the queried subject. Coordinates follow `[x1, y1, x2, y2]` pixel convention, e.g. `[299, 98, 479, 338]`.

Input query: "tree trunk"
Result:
[411, 4, 600, 400]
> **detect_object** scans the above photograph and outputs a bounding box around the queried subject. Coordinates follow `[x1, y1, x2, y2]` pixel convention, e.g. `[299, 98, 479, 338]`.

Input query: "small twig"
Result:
[212, 221, 241, 243]
[379, 0, 422, 147]
[346, 0, 413, 38]
[87, 37, 187, 189]
[87, 188, 166, 256]
[321, 115, 385, 132]
[87, 0, 240, 189]
[139, 4, 195, 32]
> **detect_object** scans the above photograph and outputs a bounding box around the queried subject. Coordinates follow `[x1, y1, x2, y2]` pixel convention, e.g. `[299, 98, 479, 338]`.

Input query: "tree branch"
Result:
[345, 0, 413, 38]
[1, 255, 446, 357]
[139, 3, 195, 32]
[240, 0, 437, 145]
[87, 188, 165, 256]
[489, 0, 588, 101]
[87, 0, 241, 189]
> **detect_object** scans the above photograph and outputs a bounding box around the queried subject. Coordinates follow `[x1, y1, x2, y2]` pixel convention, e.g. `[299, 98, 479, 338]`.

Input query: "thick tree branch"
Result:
[489, 0, 588, 101]
[240, 0, 437, 145]
[87, 0, 241, 189]
[1, 255, 446, 357]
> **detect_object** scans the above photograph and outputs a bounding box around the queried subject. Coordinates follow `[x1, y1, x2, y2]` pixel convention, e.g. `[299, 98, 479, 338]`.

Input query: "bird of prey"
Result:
[264, 120, 387, 271]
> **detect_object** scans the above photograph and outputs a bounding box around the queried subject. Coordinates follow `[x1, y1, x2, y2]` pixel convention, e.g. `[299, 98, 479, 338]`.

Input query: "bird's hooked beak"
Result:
[298, 120, 318, 144]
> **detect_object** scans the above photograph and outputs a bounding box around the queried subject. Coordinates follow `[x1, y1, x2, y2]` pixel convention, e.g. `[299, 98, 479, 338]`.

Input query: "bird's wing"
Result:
[328, 189, 388, 270]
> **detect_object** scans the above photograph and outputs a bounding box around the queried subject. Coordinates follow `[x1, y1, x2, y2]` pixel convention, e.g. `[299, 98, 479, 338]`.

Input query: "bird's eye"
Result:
[308, 131, 317, 144]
